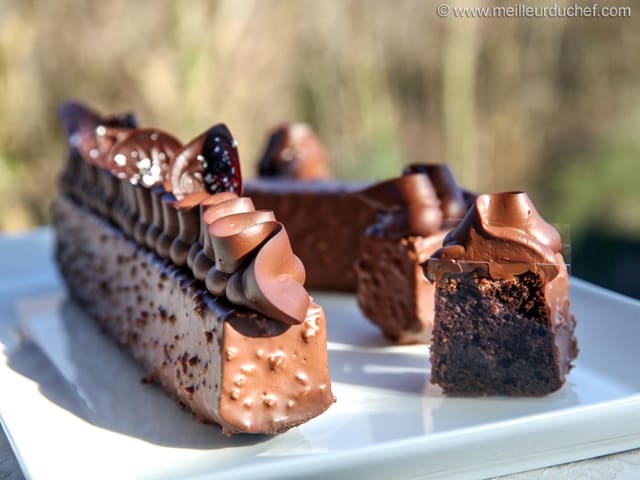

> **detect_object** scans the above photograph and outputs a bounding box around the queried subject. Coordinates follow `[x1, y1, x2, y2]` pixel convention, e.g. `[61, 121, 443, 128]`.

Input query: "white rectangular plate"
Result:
[1, 229, 639, 479]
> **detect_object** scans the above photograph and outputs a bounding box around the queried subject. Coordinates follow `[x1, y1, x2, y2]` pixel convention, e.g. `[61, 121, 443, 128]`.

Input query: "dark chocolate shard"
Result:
[169, 124, 242, 200]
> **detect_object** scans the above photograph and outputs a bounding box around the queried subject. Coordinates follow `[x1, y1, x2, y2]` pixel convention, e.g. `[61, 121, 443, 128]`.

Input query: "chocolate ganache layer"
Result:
[54, 101, 334, 434]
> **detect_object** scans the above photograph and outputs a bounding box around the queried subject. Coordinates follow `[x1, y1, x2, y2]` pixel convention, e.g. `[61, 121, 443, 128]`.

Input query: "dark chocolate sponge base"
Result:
[53, 194, 333, 434]
[430, 271, 567, 396]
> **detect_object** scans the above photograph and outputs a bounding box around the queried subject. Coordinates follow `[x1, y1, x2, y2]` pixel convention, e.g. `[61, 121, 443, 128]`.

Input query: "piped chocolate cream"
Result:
[355, 173, 443, 239]
[257, 123, 331, 180]
[53, 102, 334, 434]
[426, 191, 563, 281]
[402, 164, 470, 227]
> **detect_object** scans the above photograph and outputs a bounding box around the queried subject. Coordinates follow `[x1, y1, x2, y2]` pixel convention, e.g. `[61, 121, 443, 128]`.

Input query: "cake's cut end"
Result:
[426, 191, 578, 396]
[257, 123, 331, 181]
[355, 231, 448, 344]
[220, 302, 334, 434]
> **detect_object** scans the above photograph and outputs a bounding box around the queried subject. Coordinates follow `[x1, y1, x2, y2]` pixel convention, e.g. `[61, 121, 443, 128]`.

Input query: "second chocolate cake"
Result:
[353, 165, 473, 344]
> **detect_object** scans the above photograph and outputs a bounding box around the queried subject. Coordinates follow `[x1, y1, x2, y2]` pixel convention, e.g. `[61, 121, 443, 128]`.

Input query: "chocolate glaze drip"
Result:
[202, 194, 309, 325]
[170, 192, 209, 266]
[156, 192, 179, 260]
[426, 191, 564, 281]
[257, 123, 331, 180]
[355, 174, 443, 239]
[145, 185, 165, 250]
[402, 164, 470, 226]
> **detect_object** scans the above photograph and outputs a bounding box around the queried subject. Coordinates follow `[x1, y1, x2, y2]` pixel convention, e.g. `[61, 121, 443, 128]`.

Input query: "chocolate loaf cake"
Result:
[54, 102, 334, 434]
[425, 192, 578, 396]
[353, 165, 472, 344]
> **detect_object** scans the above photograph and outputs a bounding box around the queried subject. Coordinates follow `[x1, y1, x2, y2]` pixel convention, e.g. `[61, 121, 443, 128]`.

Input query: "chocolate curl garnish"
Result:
[58, 101, 137, 165]
[402, 164, 470, 223]
[226, 225, 309, 325]
[426, 191, 563, 282]
[106, 129, 182, 187]
[257, 123, 331, 180]
[169, 124, 242, 201]
[355, 174, 443, 238]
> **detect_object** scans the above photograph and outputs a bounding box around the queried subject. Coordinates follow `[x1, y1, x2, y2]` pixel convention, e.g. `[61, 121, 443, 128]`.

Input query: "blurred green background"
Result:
[1, 0, 639, 297]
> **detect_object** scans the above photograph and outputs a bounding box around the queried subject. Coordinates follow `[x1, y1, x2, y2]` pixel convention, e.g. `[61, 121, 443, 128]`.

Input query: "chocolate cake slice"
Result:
[54, 103, 334, 434]
[353, 165, 473, 344]
[425, 192, 578, 396]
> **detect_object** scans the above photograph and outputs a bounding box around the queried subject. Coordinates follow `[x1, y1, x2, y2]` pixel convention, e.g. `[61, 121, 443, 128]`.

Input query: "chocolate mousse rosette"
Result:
[257, 122, 331, 180]
[355, 173, 443, 239]
[402, 164, 472, 226]
[425, 191, 565, 281]
[169, 124, 243, 272]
